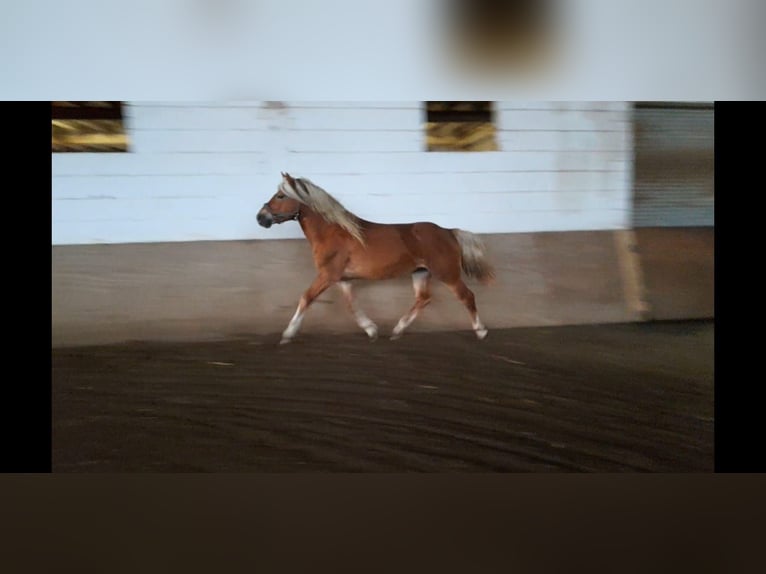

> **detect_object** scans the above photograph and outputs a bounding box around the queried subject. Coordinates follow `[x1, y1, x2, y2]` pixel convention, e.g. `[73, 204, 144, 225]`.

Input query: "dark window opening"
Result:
[52, 101, 129, 152]
[425, 101, 499, 152]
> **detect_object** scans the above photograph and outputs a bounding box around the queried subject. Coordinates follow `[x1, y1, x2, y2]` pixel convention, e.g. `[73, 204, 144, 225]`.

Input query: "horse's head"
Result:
[257, 172, 303, 228]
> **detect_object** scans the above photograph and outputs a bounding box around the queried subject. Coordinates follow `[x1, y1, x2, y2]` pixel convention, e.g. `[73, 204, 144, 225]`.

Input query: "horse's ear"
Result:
[282, 172, 296, 185]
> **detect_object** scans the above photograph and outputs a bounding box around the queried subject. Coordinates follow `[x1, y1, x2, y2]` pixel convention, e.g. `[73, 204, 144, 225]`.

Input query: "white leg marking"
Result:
[413, 272, 429, 293]
[473, 314, 488, 340]
[281, 303, 305, 344]
[359, 315, 378, 340]
[338, 282, 378, 340]
[391, 271, 430, 340]
[391, 314, 416, 340]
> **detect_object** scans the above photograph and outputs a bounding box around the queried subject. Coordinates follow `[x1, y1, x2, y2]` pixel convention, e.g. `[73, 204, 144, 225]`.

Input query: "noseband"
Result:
[263, 203, 300, 223]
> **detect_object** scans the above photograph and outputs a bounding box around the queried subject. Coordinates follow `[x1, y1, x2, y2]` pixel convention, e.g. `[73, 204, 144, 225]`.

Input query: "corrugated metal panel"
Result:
[633, 104, 714, 227]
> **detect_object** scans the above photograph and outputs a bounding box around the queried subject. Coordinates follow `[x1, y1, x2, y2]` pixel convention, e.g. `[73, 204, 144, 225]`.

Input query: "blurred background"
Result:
[51, 100, 713, 346]
[5, 0, 765, 100]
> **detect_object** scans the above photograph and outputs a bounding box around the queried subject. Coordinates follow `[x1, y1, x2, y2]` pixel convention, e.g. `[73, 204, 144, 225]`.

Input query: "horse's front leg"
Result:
[281, 274, 334, 344]
[338, 281, 378, 340]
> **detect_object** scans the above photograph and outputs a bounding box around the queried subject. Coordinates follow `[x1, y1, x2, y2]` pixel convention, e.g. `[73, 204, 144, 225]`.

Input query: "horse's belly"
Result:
[344, 251, 418, 280]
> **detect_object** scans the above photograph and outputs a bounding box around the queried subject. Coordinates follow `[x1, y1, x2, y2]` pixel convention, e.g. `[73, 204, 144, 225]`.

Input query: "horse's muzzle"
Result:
[257, 207, 273, 228]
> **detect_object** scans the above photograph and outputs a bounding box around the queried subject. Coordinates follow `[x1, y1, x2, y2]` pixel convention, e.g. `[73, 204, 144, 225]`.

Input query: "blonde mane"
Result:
[280, 176, 365, 244]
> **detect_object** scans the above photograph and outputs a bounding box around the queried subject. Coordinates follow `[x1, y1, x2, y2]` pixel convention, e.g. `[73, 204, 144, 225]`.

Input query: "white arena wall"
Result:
[52, 101, 632, 245]
[53, 101, 691, 347]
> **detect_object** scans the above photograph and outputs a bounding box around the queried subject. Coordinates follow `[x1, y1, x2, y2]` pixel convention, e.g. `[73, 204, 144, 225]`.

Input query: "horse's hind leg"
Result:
[281, 274, 333, 344]
[338, 281, 378, 340]
[446, 279, 488, 340]
[391, 269, 432, 340]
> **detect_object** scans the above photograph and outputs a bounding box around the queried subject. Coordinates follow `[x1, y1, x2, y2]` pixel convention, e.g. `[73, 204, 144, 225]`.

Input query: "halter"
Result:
[262, 202, 300, 223]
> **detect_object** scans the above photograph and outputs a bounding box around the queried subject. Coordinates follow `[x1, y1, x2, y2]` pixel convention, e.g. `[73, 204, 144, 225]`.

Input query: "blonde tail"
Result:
[452, 229, 495, 284]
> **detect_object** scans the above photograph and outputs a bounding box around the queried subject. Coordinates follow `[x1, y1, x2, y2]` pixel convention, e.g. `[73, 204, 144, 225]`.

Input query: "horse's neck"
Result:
[297, 206, 333, 244]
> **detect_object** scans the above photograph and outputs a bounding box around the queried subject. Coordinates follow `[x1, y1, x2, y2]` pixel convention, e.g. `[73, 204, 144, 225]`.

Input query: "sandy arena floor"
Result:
[52, 321, 713, 472]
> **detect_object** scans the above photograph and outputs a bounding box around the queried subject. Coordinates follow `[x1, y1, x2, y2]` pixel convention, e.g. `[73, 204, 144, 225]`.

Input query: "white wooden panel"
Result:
[598, 102, 631, 113]
[52, 217, 263, 245]
[282, 130, 422, 153]
[52, 152, 266, 176]
[54, 197, 237, 223]
[285, 102, 421, 109]
[129, 106, 269, 130]
[497, 129, 629, 152]
[53, 207, 626, 246]
[52, 101, 634, 245]
[129, 130, 425, 154]
[53, 175, 264, 200]
[53, 196, 281, 244]
[275, 171, 625, 196]
[496, 102, 560, 111]
[53, 171, 626, 204]
[128, 104, 423, 131]
[281, 150, 626, 175]
[497, 102, 630, 113]
[129, 102, 265, 108]
[131, 129, 269, 153]
[556, 151, 628, 171]
[340, 191, 626, 218]
[56, 149, 620, 178]
[497, 109, 627, 131]
[283, 108, 423, 131]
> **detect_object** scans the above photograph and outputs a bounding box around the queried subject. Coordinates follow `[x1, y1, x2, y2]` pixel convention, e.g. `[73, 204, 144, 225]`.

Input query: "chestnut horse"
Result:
[257, 173, 495, 344]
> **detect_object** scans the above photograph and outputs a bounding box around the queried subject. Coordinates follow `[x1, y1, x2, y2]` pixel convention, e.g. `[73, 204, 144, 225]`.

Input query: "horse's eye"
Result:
[276, 193, 285, 199]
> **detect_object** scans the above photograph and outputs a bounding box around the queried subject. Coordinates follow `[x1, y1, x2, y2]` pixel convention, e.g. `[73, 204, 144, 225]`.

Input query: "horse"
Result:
[257, 172, 495, 344]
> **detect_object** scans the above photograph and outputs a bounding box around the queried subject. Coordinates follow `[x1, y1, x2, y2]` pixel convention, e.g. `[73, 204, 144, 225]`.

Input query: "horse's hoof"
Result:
[390, 333, 402, 341]
[365, 326, 378, 341]
[476, 329, 488, 340]
[279, 337, 292, 345]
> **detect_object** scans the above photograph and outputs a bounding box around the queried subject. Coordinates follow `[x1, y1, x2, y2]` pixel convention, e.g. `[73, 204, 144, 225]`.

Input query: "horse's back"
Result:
[362, 219, 456, 250]
[384, 220, 462, 278]
[410, 221, 459, 247]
